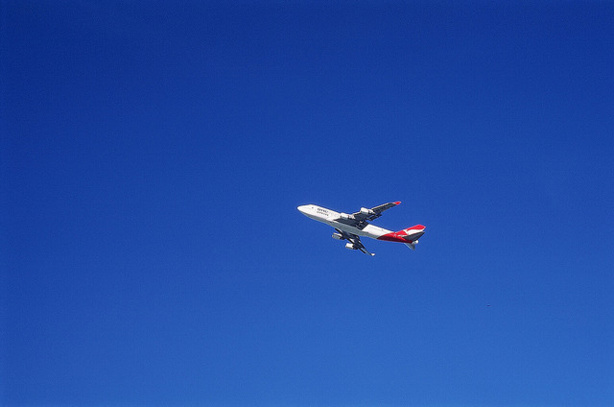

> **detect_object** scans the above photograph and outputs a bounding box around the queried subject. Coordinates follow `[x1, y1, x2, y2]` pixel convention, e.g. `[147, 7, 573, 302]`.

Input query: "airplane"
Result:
[297, 201, 425, 256]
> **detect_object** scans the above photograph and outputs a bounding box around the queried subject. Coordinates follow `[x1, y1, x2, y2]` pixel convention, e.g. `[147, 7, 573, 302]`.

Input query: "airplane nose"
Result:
[297, 205, 307, 214]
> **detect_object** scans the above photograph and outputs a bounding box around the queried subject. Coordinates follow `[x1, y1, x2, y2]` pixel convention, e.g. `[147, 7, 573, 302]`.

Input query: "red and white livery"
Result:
[297, 201, 425, 256]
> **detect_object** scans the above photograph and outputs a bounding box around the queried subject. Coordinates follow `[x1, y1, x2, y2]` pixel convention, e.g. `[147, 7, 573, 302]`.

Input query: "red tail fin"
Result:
[377, 225, 426, 243]
[399, 225, 425, 241]
[401, 224, 425, 235]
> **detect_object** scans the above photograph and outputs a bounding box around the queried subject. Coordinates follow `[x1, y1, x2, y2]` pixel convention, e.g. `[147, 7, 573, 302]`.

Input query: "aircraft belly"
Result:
[328, 221, 367, 236]
[329, 221, 391, 239]
[362, 224, 392, 239]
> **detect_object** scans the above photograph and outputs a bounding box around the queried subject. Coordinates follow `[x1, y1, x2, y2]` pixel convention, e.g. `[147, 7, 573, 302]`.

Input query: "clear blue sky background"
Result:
[2, 1, 613, 406]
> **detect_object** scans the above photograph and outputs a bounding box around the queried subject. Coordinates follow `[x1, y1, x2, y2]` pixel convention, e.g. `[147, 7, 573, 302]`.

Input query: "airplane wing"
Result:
[350, 201, 401, 222]
[335, 229, 375, 256]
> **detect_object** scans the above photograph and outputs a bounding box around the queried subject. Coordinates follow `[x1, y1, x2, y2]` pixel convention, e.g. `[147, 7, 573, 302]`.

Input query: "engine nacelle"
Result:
[360, 207, 374, 215]
[339, 212, 349, 219]
[345, 242, 356, 250]
[332, 233, 344, 240]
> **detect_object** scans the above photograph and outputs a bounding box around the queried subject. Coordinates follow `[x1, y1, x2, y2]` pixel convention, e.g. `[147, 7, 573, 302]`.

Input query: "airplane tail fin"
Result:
[398, 225, 425, 247]
[377, 224, 426, 247]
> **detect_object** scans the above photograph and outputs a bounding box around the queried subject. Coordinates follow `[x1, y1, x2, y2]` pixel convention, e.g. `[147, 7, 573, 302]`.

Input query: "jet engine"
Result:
[339, 212, 349, 219]
[360, 207, 374, 215]
[345, 242, 356, 250]
[332, 233, 344, 240]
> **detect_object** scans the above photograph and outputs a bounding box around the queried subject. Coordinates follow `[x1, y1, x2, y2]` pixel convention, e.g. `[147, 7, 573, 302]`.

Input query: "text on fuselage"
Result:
[316, 208, 330, 216]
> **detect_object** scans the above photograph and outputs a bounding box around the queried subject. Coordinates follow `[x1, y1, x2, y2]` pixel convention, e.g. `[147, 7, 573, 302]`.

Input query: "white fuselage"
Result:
[297, 204, 391, 240]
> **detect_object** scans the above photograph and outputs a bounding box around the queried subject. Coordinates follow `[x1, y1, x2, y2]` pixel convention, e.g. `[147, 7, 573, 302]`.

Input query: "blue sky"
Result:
[2, 1, 613, 406]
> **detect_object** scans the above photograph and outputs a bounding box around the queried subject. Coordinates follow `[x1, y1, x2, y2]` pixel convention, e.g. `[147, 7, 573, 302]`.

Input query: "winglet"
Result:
[394, 201, 401, 205]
